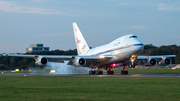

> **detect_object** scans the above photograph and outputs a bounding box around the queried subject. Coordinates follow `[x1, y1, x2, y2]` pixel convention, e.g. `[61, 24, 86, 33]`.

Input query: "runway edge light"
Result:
[50, 70, 56, 73]
[15, 69, 19, 72]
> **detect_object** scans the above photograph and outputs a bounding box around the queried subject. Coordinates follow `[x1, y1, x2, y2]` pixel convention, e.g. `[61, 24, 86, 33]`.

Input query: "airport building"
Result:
[26, 44, 49, 53]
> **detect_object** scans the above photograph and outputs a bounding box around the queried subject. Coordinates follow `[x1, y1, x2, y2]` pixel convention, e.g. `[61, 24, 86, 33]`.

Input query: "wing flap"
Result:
[3, 54, 73, 63]
[4, 54, 73, 59]
[3, 54, 36, 58]
[137, 55, 176, 59]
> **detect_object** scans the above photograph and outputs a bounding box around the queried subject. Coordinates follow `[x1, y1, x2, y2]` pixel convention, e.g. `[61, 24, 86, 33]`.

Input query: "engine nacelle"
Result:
[35, 56, 48, 66]
[74, 57, 86, 67]
[159, 58, 171, 66]
[146, 58, 157, 66]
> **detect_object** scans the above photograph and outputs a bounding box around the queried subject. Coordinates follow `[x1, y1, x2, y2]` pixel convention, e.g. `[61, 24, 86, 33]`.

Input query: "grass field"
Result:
[0, 76, 180, 101]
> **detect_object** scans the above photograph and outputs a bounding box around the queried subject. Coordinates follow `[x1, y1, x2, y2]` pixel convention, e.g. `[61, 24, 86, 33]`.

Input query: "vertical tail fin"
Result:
[72, 22, 90, 55]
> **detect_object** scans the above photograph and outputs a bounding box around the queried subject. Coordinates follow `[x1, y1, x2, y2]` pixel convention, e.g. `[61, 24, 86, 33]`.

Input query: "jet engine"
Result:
[35, 56, 48, 66]
[159, 58, 171, 66]
[74, 57, 86, 66]
[146, 58, 157, 66]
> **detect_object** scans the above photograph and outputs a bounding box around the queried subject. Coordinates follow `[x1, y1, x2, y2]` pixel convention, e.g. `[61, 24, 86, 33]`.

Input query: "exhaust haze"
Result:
[45, 61, 90, 74]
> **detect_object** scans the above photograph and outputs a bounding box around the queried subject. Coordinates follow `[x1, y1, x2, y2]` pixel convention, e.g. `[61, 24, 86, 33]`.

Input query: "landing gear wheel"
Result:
[92, 71, 95, 74]
[95, 71, 103, 75]
[130, 64, 135, 68]
[132, 64, 135, 68]
[89, 71, 92, 75]
[89, 70, 103, 75]
[121, 71, 128, 75]
[98, 71, 103, 75]
[89, 71, 95, 75]
[107, 71, 114, 75]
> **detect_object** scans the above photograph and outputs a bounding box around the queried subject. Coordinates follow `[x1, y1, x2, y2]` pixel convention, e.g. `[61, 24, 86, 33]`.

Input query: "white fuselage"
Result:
[85, 34, 144, 66]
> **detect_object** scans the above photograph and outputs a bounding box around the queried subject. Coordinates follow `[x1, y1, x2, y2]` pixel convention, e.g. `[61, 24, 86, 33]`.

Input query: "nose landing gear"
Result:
[121, 63, 128, 75]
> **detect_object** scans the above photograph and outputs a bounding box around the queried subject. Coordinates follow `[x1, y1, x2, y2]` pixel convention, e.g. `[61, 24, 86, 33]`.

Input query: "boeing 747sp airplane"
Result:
[3, 22, 176, 75]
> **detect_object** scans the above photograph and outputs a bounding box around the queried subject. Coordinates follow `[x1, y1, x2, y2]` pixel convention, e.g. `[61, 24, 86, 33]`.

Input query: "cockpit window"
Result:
[129, 36, 137, 38]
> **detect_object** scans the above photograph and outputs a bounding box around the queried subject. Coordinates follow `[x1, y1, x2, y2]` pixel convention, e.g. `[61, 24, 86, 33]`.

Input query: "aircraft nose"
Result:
[129, 39, 144, 56]
[131, 43, 144, 56]
[139, 43, 144, 51]
[136, 39, 144, 50]
[136, 41, 144, 54]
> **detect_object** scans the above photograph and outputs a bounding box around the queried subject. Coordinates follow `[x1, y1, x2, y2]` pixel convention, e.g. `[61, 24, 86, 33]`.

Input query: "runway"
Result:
[0, 73, 180, 77]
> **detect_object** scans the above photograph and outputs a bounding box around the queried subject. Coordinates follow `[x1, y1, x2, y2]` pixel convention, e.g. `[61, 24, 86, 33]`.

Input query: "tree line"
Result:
[142, 44, 180, 63]
[0, 45, 180, 70]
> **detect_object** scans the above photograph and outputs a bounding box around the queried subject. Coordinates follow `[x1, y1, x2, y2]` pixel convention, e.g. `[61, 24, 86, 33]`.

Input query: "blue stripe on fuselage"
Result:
[93, 44, 143, 56]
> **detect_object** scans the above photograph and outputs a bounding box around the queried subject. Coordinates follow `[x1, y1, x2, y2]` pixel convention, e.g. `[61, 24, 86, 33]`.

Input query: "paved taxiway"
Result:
[0, 73, 180, 77]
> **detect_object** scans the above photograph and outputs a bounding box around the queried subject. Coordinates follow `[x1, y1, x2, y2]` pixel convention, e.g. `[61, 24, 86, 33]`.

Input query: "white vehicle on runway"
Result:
[3, 23, 176, 75]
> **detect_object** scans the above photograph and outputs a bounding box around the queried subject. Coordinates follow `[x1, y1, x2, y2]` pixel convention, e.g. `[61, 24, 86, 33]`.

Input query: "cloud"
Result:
[131, 25, 146, 29]
[0, 1, 59, 14]
[157, 3, 180, 11]
[119, 3, 129, 6]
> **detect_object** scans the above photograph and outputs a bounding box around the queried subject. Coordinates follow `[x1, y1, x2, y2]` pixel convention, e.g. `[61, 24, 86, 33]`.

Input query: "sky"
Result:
[0, 0, 180, 53]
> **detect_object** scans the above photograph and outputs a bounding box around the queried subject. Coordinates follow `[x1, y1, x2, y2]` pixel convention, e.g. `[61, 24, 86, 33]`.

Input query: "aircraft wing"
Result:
[2, 53, 112, 64]
[136, 55, 176, 66]
[3, 53, 73, 62]
[137, 55, 176, 59]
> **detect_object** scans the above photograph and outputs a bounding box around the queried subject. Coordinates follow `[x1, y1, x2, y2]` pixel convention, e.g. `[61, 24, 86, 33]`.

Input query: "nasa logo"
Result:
[76, 37, 81, 44]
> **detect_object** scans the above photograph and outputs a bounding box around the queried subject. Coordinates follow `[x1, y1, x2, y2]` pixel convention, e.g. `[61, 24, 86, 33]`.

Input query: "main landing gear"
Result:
[88, 64, 128, 75]
[121, 63, 128, 75]
[89, 66, 103, 75]
[89, 70, 103, 75]
[107, 66, 114, 75]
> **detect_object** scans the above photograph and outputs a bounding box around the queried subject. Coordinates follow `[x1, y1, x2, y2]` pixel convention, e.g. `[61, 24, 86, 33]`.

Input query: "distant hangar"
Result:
[26, 44, 49, 53]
